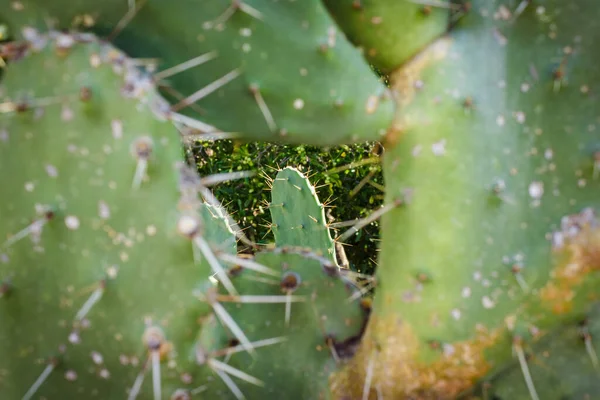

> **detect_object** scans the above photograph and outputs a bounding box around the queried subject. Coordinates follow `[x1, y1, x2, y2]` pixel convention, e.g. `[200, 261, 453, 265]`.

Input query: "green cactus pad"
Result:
[335, 0, 600, 398]
[322, 0, 450, 72]
[0, 31, 232, 398]
[269, 167, 337, 264]
[210, 247, 368, 399]
[0, 0, 395, 145]
[467, 304, 600, 399]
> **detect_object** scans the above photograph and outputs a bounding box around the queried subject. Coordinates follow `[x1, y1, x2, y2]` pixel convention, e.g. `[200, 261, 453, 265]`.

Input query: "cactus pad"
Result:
[0, 0, 395, 145]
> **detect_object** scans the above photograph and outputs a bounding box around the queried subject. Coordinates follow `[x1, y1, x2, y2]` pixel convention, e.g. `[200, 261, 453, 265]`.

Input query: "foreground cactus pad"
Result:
[0, 31, 368, 399]
[334, 0, 600, 398]
[0, 0, 395, 145]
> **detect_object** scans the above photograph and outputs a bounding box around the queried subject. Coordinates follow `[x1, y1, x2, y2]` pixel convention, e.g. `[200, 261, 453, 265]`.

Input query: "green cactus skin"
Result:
[321, 0, 450, 72]
[467, 303, 600, 399]
[0, 0, 395, 146]
[332, 0, 600, 398]
[0, 32, 368, 399]
[269, 167, 338, 265]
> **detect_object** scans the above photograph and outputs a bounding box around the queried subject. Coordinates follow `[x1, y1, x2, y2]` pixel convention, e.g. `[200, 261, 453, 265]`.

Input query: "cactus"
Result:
[0, 31, 368, 399]
[0, 0, 395, 145]
[3, 0, 600, 399]
[330, 0, 600, 399]
[269, 167, 337, 265]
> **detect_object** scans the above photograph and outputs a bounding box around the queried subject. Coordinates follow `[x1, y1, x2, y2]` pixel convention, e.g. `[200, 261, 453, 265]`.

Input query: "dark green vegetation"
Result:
[192, 140, 384, 274]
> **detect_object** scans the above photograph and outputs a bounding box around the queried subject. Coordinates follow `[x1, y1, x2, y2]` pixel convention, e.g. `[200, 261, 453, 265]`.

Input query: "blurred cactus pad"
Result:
[1, 1, 600, 400]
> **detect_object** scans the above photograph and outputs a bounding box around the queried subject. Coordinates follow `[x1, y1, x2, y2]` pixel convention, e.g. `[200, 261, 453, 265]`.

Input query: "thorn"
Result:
[107, 0, 148, 42]
[336, 197, 406, 243]
[210, 337, 287, 358]
[512, 0, 530, 21]
[193, 235, 238, 296]
[131, 136, 153, 189]
[169, 112, 222, 133]
[208, 358, 264, 387]
[249, 84, 277, 132]
[579, 322, 600, 371]
[324, 157, 380, 175]
[284, 291, 293, 327]
[217, 253, 280, 277]
[350, 169, 377, 198]
[362, 351, 376, 400]
[22, 358, 59, 400]
[191, 385, 208, 395]
[74, 280, 106, 322]
[200, 171, 255, 187]
[513, 337, 540, 400]
[154, 51, 218, 82]
[237, 2, 264, 20]
[211, 365, 246, 400]
[2, 209, 54, 249]
[215, 294, 306, 304]
[208, 3, 237, 28]
[171, 68, 242, 112]
[346, 279, 376, 303]
[127, 361, 148, 400]
[152, 350, 162, 400]
[203, 290, 255, 356]
[511, 264, 530, 292]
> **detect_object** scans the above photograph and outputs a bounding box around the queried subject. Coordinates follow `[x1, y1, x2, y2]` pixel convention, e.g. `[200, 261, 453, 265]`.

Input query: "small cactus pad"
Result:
[322, 0, 450, 72]
[0, 0, 395, 145]
[0, 31, 239, 398]
[269, 167, 337, 264]
[335, 0, 600, 398]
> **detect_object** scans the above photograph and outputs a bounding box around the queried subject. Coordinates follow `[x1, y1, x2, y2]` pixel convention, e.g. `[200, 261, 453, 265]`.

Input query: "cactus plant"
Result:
[0, 0, 395, 145]
[2, 0, 600, 399]
[0, 32, 368, 399]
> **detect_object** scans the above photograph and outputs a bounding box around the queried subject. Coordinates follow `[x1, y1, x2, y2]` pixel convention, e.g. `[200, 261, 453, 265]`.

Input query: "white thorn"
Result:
[154, 52, 218, 81]
[238, 2, 264, 20]
[514, 342, 540, 400]
[218, 253, 280, 277]
[211, 301, 255, 356]
[127, 367, 147, 400]
[152, 351, 161, 400]
[22, 363, 55, 400]
[362, 352, 376, 400]
[250, 86, 277, 132]
[132, 158, 148, 189]
[337, 201, 401, 243]
[75, 285, 105, 322]
[212, 337, 287, 357]
[212, 366, 245, 400]
[172, 68, 241, 112]
[218, 295, 306, 304]
[208, 358, 264, 387]
[285, 291, 292, 327]
[2, 219, 47, 249]
[194, 236, 238, 296]
[200, 171, 255, 187]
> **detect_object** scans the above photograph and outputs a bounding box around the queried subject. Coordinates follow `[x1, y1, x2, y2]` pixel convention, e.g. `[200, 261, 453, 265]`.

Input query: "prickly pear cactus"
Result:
[331, 0, 600, 399]
[0, 0, 395, 145]
[269, 167, 338, 264]
[0, 32, 368, 399]
[3, 0, 600, 399]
